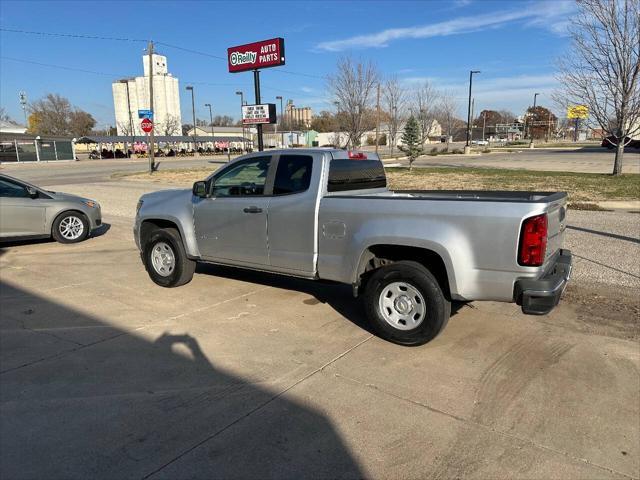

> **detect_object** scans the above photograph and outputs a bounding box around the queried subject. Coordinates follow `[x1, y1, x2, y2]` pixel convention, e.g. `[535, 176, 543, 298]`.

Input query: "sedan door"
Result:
[193, 156, 273, 266]
[0, 177, 47, 238]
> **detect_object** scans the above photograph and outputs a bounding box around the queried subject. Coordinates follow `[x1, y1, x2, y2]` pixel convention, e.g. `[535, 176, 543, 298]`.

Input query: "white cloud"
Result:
[315, 1, 575, 52]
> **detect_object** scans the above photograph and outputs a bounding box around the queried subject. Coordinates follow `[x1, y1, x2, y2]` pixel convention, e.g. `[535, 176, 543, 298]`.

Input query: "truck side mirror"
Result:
[192, 181, 207, 198]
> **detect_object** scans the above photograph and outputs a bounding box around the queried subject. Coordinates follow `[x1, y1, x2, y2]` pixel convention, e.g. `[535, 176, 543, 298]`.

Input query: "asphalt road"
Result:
[0, 156, 231, 186]
[391, 147, 640, 174]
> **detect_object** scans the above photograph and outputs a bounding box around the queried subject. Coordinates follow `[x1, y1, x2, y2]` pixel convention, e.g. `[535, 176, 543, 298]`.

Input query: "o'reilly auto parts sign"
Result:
[228, 38, 285, 73]
[242, 104, 277, 125]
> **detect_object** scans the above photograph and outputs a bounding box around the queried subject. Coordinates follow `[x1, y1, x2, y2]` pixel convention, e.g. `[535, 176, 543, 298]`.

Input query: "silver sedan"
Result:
[0, 174, 102, 243]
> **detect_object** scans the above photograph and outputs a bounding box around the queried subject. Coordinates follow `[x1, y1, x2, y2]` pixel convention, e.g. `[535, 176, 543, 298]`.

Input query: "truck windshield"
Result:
[327, 159, 387, 192]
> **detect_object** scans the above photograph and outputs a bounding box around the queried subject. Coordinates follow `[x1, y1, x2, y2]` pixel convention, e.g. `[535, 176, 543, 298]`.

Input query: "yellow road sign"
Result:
[567, 105, 589, 119]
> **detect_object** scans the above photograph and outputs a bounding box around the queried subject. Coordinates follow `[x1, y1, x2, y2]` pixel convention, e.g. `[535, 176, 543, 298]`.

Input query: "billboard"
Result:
[567, 105, 589, 119]
[228, 38, 285, 73]
[242, 104, 277, 125]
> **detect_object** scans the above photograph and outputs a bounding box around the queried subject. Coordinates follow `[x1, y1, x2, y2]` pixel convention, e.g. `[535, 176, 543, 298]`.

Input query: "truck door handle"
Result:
[243, 206, 263, 214]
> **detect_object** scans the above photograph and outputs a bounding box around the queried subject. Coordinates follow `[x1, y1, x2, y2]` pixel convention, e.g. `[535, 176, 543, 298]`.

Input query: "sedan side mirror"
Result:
[192, 181, 208, 198]
[26, 186, 38, 199]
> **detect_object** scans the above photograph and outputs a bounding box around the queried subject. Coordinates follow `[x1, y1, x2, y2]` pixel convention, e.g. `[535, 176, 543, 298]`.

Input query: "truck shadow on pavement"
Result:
[195, 263, 465, 336]
[0, 280, 364, 479]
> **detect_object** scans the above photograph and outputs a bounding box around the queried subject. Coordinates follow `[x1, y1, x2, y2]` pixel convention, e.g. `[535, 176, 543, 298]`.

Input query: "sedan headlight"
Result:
[82, 200, 98, 208]
[136, 199, 144, 215]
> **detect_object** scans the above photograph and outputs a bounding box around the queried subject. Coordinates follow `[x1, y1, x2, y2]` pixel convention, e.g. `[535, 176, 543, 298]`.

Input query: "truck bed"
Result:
[330, 189, 567, 203]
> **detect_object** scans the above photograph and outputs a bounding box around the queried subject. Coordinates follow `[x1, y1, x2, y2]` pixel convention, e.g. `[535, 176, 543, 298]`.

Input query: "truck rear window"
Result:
[327, 159, 387, 192]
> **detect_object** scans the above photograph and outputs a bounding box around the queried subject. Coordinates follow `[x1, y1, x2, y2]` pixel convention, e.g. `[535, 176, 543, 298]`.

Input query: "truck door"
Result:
[267, 153, 317, 274]
[193, 156, 272, 265]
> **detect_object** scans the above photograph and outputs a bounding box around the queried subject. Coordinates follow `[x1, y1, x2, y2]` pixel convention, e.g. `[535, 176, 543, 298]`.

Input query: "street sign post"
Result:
[242, 104, 277, 125]
[141, 118, 153, 133]
[228, 38, 286, 151]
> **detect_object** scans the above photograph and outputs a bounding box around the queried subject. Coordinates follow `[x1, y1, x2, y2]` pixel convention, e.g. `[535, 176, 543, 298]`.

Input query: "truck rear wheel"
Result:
[143, 228, 195, 287]
[363, 261, 450, 346]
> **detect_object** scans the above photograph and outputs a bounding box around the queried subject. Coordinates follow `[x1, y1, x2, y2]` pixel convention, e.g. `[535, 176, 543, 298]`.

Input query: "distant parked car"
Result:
[472, 140, 489, 146]
[601, 135, 640, 149]
[0, 174, 102, 243]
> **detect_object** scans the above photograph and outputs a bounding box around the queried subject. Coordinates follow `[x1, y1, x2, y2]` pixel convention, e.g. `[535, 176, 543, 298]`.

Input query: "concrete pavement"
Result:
[0, 180, 638, 479]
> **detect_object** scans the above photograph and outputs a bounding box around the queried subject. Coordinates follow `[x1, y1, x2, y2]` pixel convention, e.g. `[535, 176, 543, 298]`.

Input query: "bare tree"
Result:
[411, 81, 440, 145]
[28, 94, 72, 135]
[327, 56, 379, 147]
[27, 93, 95, 136]
[556, 0, 640, 175]
[117, 121, 133, 136]
[433, 90, 459, 145]
[0, 107, 14, 123]
[382, 76, 407, 155]
[158, 114, 181, 136]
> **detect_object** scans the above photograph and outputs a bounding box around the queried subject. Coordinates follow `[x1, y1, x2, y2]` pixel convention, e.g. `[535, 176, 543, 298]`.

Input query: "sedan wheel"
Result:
[58, 215, 85, 241]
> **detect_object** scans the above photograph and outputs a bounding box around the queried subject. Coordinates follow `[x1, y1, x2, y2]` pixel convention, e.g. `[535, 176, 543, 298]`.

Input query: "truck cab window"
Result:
[212, 157, 271, 197]
[273, 155, 313, 195]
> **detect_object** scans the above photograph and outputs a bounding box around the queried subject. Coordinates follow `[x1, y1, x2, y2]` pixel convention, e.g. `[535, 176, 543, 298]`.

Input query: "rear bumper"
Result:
[514, 249, 572, 315]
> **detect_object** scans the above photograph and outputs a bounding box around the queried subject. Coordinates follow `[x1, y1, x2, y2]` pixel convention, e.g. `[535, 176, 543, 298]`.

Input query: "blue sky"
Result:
[0, 0, 575, 128]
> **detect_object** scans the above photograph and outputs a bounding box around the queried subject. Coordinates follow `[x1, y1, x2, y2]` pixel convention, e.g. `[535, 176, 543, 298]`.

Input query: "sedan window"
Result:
[0, 179, 30, 198]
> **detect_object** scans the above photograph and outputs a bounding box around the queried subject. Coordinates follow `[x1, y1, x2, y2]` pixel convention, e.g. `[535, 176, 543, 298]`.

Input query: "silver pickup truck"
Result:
[134, 148, 572, 346]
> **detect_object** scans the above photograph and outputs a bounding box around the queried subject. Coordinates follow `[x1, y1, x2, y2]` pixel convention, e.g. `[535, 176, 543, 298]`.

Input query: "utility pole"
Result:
[147, 40, 155, 173]
[186, 86, 197, 155]
[470, 98, 475, 144]
[253, 70, 264, 151]
[465, 70, 480, 153]
[375, 83, 380, 155]
[529, 92, 539, 148]
[276, 96, 284, 148]
[236, 91, 245, 152]
[19, 91, 28, 128]
[482, 110, 486, 142]
[205, 103, 214, 154]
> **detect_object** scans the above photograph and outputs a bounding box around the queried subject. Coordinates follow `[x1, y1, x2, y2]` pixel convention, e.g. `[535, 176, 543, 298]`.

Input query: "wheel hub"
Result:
[394, 295, 413, 314]
[378, 281, 427, 331]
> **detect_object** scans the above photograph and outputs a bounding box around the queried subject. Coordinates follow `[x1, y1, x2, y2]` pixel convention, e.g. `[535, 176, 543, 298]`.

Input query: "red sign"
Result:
[227, 38, 285, 73]
[141, 118, 153, 133]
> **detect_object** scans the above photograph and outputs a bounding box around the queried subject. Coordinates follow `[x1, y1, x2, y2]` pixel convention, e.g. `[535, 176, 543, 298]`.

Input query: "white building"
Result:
[112, 54, 181, 136]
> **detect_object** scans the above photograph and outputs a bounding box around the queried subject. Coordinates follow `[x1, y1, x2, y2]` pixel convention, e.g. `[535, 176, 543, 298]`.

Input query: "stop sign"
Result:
[141, 118, 153, 133]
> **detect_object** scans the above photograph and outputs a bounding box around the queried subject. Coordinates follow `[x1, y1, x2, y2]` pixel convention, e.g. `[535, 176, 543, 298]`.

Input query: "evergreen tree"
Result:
[399, 116, 423, 170]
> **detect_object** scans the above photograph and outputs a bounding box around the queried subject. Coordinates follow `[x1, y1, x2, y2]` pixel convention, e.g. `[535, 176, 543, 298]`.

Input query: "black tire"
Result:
[143, 228, 196, 287]
[363, 261, 451, 346]
[52, 211, 90, 244]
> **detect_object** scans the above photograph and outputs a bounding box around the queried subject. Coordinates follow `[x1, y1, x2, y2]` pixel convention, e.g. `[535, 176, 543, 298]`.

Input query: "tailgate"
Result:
[544, 197, 568, 266]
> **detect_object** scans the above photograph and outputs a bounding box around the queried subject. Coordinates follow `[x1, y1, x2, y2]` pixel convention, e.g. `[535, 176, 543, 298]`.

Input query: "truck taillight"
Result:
[348, 151, 367, 160]
[518, 214, 547, 266]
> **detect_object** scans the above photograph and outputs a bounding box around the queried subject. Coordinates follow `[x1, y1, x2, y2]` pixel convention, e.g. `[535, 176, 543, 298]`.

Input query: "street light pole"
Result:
[235, 91, 245, 152]
[186, 86, 197, 155]
[276, 96, 284, 148]
[465, 70, 480, 154]
[529, 92, 540, 148]
[204, 103, 214, 155]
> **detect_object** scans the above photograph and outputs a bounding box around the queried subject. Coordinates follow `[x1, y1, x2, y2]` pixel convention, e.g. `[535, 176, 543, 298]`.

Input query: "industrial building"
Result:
[112, 54, 182, 136]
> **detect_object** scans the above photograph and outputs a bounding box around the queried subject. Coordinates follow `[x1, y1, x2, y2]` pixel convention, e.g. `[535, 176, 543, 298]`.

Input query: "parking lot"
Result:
[1, 160, 639, 479]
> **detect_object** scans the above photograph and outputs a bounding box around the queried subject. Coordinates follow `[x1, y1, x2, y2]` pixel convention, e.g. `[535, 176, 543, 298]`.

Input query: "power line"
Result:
[0, 56, 309, 96]
[1, 27, 327, 80]
[0, 27, 145, 42]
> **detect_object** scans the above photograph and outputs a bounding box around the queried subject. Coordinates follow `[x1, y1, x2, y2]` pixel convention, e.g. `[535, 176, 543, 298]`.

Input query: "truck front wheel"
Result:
[143, 228, 196, 287]
[363, 261, 450, 346]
